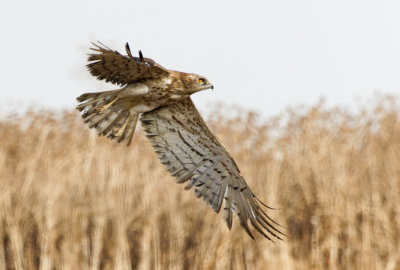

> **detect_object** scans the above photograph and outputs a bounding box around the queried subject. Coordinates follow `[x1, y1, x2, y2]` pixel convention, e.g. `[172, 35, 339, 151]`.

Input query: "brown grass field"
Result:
[0, 95, 399, 269]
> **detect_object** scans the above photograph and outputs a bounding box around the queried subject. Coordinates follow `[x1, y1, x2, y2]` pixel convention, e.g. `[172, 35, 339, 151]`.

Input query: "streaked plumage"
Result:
[76, 42, 284, 240]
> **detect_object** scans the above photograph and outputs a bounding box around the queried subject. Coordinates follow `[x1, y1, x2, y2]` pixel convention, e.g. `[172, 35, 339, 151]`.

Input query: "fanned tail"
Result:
[76, 90, 139, 146]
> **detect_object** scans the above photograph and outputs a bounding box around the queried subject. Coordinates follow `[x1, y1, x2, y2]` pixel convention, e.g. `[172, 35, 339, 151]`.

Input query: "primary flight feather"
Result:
[76, 42, 284, 240]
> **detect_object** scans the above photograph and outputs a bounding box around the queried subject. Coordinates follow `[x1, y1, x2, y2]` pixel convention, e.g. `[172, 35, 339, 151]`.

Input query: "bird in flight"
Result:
[76, 42, 284, 240]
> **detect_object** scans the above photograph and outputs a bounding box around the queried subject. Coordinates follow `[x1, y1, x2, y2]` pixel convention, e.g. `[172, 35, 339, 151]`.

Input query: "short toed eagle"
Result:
[76, 42, 284, 240]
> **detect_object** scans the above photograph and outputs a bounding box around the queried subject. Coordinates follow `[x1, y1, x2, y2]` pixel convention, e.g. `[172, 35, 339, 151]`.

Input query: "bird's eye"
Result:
[198, 78, 205, 85]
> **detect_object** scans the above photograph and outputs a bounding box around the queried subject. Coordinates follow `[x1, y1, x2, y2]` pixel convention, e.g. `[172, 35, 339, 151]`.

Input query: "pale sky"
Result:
[1, 0, 400, 116]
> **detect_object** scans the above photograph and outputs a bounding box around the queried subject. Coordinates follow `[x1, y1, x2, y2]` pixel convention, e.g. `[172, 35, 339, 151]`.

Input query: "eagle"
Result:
[76, 42, 284, 240]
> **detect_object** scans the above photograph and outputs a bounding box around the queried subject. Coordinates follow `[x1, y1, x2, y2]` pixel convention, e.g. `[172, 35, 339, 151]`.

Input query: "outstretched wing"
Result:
[140, 97, 284, 240]
[87, 42, 170, 86]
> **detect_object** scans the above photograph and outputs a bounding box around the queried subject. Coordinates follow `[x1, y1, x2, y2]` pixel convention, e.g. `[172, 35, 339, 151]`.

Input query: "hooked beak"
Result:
[201, 84, 214, 91]
[192, 84, 214, 93]
[178, 84, 214, 95]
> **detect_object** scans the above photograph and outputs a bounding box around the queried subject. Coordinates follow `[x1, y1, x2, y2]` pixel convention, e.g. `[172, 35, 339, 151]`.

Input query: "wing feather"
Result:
[87, 42, 170, 86]
[140, 97, 284, 240]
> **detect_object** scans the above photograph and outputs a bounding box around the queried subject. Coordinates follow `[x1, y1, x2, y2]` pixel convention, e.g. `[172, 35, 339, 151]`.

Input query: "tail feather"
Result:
[77, 89, 118, 104]
[88, 108, 114, 128]
[76, 91, 139, 146]
[121, 112, 139, 146]
[97, 110, 123, 135]
[106, 110, 130, 139]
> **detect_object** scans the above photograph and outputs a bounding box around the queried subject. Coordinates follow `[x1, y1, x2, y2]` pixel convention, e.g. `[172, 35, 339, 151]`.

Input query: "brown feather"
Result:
[140, 97, 284, 240]
[87, 42, 170, 86]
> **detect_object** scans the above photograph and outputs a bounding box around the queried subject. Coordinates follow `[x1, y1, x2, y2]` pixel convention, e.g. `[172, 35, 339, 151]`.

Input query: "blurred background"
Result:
[1, 0, 400, 116]
[1, 1, 400, 269]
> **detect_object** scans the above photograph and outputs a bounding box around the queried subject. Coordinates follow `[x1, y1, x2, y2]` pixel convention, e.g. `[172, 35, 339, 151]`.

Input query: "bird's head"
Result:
[171, 72, 214, 96]
[190, 74, 214, 93]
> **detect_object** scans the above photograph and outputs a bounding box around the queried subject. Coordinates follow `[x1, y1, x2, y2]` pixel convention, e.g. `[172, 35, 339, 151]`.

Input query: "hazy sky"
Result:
[1, 0, 400, 116]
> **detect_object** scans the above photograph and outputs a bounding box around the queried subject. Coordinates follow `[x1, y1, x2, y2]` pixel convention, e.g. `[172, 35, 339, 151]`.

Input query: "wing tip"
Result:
[139, 50, 145, 63]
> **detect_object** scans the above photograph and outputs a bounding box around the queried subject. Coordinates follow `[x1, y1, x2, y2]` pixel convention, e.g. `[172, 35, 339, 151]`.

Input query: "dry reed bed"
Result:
[0, 96, 399, 269]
